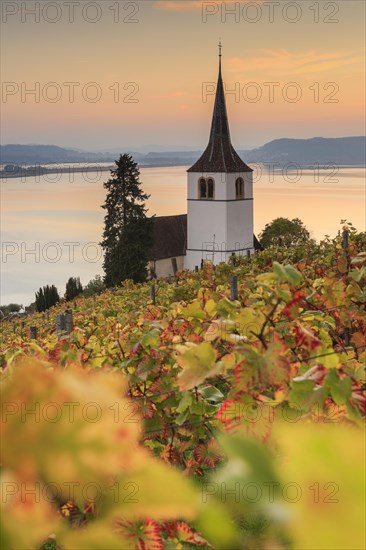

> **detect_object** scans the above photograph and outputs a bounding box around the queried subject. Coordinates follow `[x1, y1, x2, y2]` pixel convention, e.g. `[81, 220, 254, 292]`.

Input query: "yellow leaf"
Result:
[275, 423, 366, 550]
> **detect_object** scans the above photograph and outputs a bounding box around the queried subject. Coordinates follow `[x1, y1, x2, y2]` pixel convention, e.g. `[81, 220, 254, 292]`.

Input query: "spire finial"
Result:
[218, 39, 222, 74]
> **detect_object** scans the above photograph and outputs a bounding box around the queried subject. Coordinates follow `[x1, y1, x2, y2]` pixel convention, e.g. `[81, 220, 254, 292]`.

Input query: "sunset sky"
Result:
[1, 0, 365, 150]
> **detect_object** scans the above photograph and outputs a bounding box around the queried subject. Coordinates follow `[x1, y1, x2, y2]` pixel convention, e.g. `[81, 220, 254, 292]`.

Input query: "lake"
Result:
[1, 165, 365, 306]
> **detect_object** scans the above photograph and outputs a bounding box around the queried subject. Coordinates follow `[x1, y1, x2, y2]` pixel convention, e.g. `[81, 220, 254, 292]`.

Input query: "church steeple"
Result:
[188, 44, 252, 173]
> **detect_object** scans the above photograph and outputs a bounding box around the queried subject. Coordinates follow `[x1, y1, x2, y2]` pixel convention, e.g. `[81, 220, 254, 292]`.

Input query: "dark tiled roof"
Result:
[253, 234, 263, 251]
[148, 214, 262, 259]
[147, 215, 187, 260]
[188, 59, 252, 174]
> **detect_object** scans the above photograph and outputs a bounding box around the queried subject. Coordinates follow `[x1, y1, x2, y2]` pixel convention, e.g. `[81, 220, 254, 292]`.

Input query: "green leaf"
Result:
[216, 297, 240, 318]
[140, 328, 160, 347]
[196, 501, 240, 549]
[349, 266, 366, 282]
[190, 401, 205, 416]
[277, 423, 366, 550]
[176, 409, 190, 425]
[198, 385, 224, 403]
[182, 300, 205, 320]
[316, 347, 340, 369]
[288, 379, 316, 412]
[273, 262, 302, 286]
[176, 391, 193, 413]
[324, 369, 352, 405]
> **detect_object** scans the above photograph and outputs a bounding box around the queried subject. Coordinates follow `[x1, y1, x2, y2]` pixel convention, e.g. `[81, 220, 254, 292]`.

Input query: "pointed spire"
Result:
[188, 45, 252, 174]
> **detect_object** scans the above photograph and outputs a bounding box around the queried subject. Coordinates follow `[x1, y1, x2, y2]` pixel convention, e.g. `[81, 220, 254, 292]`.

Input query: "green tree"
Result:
[0, 304, 22, 316]
[83, 275, 105, 297]
[259, 217, 311, 248]
[101, 154, 153, 287]
[65, 277, 83, 301]
[35, 285, 60, 312]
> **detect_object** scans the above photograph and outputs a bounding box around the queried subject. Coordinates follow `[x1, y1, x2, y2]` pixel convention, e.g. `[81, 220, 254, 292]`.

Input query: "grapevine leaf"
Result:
[176, 392, 193, 413]
[324, 369, 352, 405]
[176, 342, 220, 391]
[198, 385, 224, 404]
[273, 262, 302, 286]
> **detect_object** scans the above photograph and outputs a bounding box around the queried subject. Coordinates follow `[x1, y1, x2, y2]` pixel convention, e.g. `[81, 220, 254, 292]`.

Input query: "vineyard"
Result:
[1, 225, 365, 550]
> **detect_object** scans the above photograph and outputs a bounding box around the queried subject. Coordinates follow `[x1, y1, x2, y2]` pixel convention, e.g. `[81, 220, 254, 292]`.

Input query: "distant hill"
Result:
[1, 137, 365, 167]
[0, 144, 147, 165]
[0, 144, 115, 164]
[241, 137, 366, 167]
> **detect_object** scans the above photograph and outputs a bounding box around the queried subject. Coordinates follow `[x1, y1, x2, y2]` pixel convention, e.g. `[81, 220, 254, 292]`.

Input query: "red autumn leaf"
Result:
[282, 291, 305, 320]
[114, 519, 163, 550]
[138, 401, 155, 419]
[161, 520, 177, 539]
[193, 439, 224, 468]
[176, 521, 209, 546]
[216, 399, 240, 424]
[160, 444, 181, 465]
[183, 457, 205, 477]
[293, 321, 322, 350]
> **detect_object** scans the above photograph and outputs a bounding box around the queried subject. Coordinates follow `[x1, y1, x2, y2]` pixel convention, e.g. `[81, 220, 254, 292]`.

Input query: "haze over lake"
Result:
[1, 165, 365, 305]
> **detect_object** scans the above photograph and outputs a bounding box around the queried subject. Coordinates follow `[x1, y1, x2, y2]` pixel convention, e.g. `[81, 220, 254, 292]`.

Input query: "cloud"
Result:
[227, 49, 365, 77]
[153, 0, 259, 12]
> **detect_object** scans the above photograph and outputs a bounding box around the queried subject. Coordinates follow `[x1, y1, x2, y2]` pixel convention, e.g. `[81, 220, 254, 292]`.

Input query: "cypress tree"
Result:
[101, 154, 153, 287]
[35, 288, 45, 312]
[35, 285, 60, 312]
[65, 277, 83, 301]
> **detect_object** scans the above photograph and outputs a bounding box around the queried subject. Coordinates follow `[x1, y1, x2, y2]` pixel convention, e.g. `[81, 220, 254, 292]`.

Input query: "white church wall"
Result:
[227, 171, 254, 254]
[226, 200, 254, 253]
[148, 256, 185, 279]
[186, 170, 254, 270]
[187, 200, 228, 256]
[244, 172, 253, 199]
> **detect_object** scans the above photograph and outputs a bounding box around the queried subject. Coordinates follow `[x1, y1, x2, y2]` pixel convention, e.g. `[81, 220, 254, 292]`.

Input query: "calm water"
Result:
[1, 165, 365, 305]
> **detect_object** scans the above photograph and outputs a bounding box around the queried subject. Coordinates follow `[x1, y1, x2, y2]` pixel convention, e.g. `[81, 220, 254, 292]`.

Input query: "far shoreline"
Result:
[1, 163, 365, 181]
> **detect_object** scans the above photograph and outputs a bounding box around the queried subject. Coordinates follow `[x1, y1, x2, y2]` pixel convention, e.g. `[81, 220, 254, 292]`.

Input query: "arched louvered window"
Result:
[235, 177, 244, 199]
[207, 178, 214, 199]
[199, 178, 207, 199]
[198, 178, 215, 199]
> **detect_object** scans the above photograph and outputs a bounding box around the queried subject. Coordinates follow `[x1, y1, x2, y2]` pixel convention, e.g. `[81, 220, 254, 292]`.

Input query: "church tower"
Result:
[184, 45, 254, 270]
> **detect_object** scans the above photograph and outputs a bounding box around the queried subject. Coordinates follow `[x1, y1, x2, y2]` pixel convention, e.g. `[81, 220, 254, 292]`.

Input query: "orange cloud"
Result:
[154, 0, 260, 12]
[227, 49, 365, 77]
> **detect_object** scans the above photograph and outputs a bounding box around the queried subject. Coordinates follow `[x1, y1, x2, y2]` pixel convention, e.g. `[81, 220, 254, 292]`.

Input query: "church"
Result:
[147, 47, 260, 278]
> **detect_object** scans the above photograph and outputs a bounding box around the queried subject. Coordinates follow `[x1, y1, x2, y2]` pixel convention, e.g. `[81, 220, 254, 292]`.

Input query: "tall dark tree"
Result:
[101, 154, 153, 287]
[35, 285, 60, 312]
[65, 277, 83, 301]
[35, 288, 45, 312]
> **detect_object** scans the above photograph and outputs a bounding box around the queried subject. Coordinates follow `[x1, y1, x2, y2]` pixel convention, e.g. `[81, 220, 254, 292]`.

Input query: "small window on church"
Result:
[207, 178, 214, 199]
[235, 177, 244, 199]
[199, 178, 207, 199]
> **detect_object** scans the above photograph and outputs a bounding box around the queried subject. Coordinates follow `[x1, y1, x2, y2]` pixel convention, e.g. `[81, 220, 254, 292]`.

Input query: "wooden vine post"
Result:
[230, 275, 238, 301]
